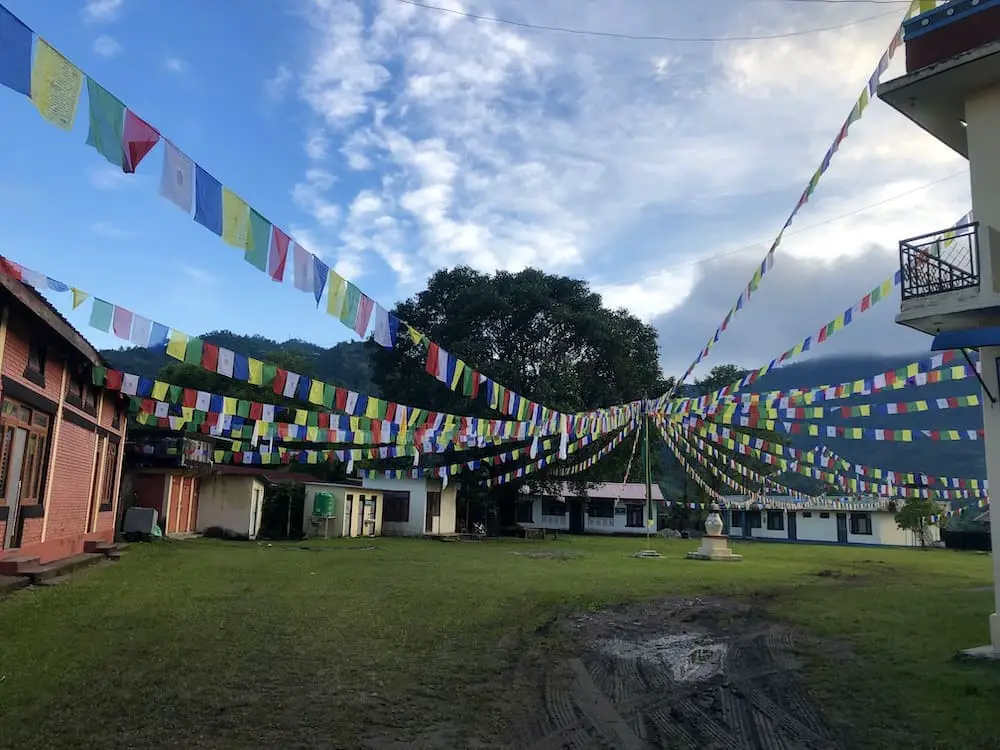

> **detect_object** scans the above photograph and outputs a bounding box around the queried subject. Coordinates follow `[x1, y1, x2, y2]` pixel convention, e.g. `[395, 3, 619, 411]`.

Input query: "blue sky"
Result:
[0, 0, 973, 380]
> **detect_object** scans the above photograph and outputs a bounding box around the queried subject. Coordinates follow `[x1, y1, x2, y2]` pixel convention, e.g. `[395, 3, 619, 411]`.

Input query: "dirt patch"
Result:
[510, 550, 583, 560]
[508, 597, 844, 749]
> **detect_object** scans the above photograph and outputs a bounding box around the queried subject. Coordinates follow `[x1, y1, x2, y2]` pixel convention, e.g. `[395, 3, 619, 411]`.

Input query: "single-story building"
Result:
[0, 267, 128, 568]
[302, 481, 383, 539]
[721, 495, 942, 547]
[360, 476, 457, 536]
[517, 482, 665, 536]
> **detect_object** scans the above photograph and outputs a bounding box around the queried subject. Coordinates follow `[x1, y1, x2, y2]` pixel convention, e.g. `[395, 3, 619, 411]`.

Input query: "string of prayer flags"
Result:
[664, 0, 929, 397]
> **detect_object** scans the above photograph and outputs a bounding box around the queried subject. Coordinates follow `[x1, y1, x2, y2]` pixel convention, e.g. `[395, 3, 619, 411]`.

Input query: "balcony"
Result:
[900, 222, 980, 300]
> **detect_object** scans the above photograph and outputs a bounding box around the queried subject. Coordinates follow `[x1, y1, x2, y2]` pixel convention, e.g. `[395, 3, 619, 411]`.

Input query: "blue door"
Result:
[787, 511, 797, 541]
[742, 511, 752, 538]
[836, 512, 849, 544]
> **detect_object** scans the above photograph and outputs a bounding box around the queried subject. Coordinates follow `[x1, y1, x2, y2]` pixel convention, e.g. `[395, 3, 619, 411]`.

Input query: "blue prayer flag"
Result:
[194, 166, 223, 236]
[0, 7, 32, 97]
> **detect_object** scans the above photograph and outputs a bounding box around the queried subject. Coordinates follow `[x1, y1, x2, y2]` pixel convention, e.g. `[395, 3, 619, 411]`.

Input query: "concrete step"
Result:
[84, 540, 128, 558]
[20, 553, 104, 584]
[0, 556, 39, 576]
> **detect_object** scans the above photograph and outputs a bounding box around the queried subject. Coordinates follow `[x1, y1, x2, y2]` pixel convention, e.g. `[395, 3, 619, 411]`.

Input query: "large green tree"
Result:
[369, 267, 671, 494]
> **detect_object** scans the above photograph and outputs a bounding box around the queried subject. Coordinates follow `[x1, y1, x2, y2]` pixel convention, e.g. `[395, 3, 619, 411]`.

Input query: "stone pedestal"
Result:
[687, 505, 742, 562]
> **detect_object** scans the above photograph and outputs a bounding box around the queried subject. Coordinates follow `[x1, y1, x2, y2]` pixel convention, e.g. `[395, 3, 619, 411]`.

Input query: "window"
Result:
[820, 512, 830, 519]
[587, 500, 615, 519]
[766, 510, 784, 531]
[83, 385, 97, 411]
[101, 440, 119, 508]
[25, 339, 46, 386]
[747, 511, 762, 528]
[382, 490, 410, 523]
[802, 511, 812, 518]
[541, 497, 565, 516]
[66, 374, 83, 402]
[626, 503, 645, 528]
[731, 510, 744, 526]
[516, 500, 534, 524]
[0, 397, 51, 508]
[850, 512, 872, 535]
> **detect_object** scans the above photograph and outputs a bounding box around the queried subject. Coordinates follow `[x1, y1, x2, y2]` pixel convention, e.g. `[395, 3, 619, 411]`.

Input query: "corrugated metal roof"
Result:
[520, 482, 663, 501]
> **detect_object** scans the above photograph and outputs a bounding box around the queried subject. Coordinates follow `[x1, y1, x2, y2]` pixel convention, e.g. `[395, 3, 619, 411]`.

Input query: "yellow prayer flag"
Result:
[223, 397, 237, 415]
[221, 189, 251, 249]
[308, 379, 325, 405]
[327, 270, 347, 318]
[406, 324, 424, 346]
[71, 288, 89, 309]
[248, 358, 263, 385]
[181, 406, 193, 421]
[152, 381, 168, 401]
[166, 330, 188, 360]
[294, 409, 308, 426]
[31, 39, 83, 130]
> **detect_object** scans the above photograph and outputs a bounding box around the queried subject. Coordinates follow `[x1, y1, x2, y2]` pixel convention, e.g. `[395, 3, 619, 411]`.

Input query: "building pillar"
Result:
[977, 345, 1000, 651]
[965, 85, 1000, 294]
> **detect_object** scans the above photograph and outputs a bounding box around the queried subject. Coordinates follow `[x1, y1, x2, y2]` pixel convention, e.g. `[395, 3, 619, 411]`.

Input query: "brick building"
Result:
[0, 270, 127, 566]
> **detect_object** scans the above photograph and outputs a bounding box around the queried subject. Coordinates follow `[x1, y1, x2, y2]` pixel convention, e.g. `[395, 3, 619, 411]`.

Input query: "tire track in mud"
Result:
[518, 598, 844, 750]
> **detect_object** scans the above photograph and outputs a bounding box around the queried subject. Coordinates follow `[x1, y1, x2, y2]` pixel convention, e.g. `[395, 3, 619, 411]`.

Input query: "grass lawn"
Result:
[0, 535, 998, 748]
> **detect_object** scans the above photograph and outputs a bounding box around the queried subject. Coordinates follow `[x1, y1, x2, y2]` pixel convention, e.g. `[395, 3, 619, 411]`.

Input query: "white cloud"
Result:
[292, 168, 341, 227]
[84, 0, 123, 23]
[164, 57, 188, 74]
[284, 0, 969, 367]
[93, 35, 121, 58]
[181, 266, 216, 286]
[264, 64, 293, 102]
[87, 164, 133, 190]
[91, 221, 135, 239]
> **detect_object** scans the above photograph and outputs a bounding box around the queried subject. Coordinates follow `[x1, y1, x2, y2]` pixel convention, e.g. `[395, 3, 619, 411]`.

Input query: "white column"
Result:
[966, 85, 1000, 295]
[977, 345, 1000, 651]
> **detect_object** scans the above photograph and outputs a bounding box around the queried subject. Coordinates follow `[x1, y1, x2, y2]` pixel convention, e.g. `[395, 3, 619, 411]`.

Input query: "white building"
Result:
[360, 476, 458, 536]
[517, 482, 664, 535]
[877, 0, 1000, 654]
[721, 496, 941, 548]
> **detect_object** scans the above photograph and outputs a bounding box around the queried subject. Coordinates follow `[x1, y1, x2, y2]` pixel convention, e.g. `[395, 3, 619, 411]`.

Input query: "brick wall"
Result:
[2, 319, 64, 403]
[45, 421, 97, 541]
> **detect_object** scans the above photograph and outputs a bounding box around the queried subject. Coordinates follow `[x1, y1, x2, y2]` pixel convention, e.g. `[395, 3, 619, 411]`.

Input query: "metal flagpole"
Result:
[644, 409, 652, 546]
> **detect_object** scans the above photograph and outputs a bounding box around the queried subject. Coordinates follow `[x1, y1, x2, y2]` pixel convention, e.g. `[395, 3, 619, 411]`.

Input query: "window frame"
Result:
[625, 503, 645, 528]
[747, 510, 762, 529]
[24, 339, 46, 387]
[586, 499, 615, 519]
[0, 397, 52, 509]
[382, 490, 411, 523]
[540, 497, 565, 516]
[100, 439, 119, 511]
[516, 499, 534, 524]
[849, 512, 873, 536]
[766, 510, 785, 531]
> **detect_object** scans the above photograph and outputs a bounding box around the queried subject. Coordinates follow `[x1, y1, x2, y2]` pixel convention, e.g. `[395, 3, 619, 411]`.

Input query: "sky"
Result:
[0, 0, 971, 384]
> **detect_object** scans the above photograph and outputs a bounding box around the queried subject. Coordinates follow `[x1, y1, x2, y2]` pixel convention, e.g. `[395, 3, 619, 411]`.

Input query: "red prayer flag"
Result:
[249, 401, 262, 420]
[201, 342, 220, 372]
[273, 368, 288, 397]
[0, 257, 23, 281]
[122, 110, 161, 173]
[425, 343, 440, 376]
[335, 388, 347, 412]
[269, 227, 290, 281]
[470, 371, 480, 399]
[181, 389, 197, 408]
[106, 369, 124, 391]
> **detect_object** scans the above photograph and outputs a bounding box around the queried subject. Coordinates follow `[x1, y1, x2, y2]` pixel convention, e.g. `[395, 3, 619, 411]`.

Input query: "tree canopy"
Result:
[370, 267, 671, 490]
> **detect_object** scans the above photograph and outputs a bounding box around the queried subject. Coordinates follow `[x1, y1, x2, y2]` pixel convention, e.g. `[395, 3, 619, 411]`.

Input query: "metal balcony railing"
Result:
[899, 222, 980, 301]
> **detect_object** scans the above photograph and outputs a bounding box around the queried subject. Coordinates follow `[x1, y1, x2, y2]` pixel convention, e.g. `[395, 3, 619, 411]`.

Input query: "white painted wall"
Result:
[360, 477, 457, 536]
[197, 476, 265, 539]
[521, 497, 657, 535]
[795, 511, 840, 543]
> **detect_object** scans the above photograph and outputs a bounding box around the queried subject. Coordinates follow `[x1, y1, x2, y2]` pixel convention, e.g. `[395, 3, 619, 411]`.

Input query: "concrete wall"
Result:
[796, 511, 840, 543]
[521, 497, 660, 536]
[302, 483, 384, 539]
[360, 477, 457, 536]
[727, 508, 940, 548]
[197, 475, 265, 539]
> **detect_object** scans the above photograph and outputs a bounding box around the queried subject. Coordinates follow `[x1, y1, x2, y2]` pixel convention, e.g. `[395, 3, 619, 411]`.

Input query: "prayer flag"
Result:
[130, 314, 152, 346]
[372, 305, 398, 348]
[165, 330, 188, 360]
[194, 166, 223, 236]
[0, 7, 32, 96]
[221, 188, 251, 249]
[89, 298, 113, 332]
[149, 322, 169, 349]
[340, 282, 361, 328]
[326, 269, 346, 318]
[122, 110, 159, 173]
[246, 209, 270, 271]
[160, 142, 194, 213]
[30, 39, 82, 130]
[269, 226, 289, 281]
[312, 255, 328, 305]
[292, 243, 313, 293]
[111, 305, 133, 339]
[85, 78, 125, 168]
[354, 295, 374, 337]
[71, 288, 89, 308]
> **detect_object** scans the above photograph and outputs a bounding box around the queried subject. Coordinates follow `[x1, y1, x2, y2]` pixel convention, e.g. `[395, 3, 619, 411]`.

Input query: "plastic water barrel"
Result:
[312, 492, 334, 518]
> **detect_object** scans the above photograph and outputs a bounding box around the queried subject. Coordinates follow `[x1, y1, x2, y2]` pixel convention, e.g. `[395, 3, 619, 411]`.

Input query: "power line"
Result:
[598, 171, 968, 288]
[393, 0, 902, 42]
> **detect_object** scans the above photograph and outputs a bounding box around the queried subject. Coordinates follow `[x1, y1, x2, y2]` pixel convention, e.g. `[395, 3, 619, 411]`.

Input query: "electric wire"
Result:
[393, 0, 901, 42]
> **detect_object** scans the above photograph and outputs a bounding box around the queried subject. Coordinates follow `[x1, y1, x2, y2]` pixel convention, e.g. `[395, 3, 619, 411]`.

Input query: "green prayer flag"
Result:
[89, 298, 114, 332]
[236, 400, 251, 418]
[184, 337, 203, 365]
[246, 209, 270, 272]
[323, 382, 336, 409]
[85, 78, 125, 169]
[91, 366, 107, 386]
[307, 411, 319, 427]
[340, 282, 362, 327]
[168, 385, 183, 403]
[261, 363, 277, 388]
